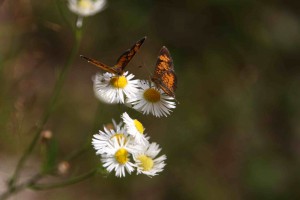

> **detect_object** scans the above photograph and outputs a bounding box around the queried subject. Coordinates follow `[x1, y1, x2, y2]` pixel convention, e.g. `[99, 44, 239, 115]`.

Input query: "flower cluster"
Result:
[92, 112, 166, 177]
[93, 72, 176, 117]
[68, 0, 174, 179]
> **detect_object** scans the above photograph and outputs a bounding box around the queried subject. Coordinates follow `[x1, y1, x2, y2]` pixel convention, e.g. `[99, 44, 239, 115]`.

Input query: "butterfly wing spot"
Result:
[156, 72, 176, 97]
[159, 54, 170, 62]
[156, 61, 172, 73]
[161, 72, 177, 92]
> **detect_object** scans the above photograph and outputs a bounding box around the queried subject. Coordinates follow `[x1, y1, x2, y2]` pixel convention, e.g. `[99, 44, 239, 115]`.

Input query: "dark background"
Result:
[1, 0, 300, 199]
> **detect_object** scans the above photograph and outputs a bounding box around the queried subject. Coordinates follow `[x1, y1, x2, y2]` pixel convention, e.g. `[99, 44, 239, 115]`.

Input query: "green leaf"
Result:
[41, 139, 58, 174]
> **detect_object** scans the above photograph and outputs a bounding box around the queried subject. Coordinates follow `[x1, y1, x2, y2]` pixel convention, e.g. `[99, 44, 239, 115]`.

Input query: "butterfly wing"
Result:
[80, 55, 118, 74]
[158, 71, 177, 97]
[114, 36, 146, 75]
[152, 46, 177, 97]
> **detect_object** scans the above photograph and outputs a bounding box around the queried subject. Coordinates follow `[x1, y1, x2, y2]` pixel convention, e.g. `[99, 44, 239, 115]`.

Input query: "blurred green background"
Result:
[1, 0, 300, 199]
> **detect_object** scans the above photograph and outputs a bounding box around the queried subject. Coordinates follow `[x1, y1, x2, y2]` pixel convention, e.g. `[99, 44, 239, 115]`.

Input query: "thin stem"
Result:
[64, 145, 89, 162]
[8, 26, 83, 188]
[56, 0, 74, 32]
[0, 174, 43, 200]
[30, 168, 97, 190]
[76, 16, 84, 28]
[4, 89, 101, 198]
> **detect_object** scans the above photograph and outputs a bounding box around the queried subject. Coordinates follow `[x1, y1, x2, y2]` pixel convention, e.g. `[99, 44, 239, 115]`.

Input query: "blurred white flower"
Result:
[68, 0, 107, 17]
[68, 0, 107, 27]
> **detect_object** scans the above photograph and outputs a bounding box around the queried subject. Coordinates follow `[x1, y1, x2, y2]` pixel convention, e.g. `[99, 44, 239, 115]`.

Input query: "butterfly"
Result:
[80, 36, 146, 76]
[151, 46, 177, 98]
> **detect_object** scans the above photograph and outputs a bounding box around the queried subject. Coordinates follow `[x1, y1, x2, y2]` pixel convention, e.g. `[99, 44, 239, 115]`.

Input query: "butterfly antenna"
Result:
[80, 55, 90, 62]
[145, 61, 153, 74]
[137, 56, 153, 80]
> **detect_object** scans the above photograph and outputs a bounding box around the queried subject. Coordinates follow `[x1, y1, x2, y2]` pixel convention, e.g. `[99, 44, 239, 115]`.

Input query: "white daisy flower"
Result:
[93, 90, 118, 104]
[93, 74, 118, 104]
[121, 112, 149, 145]
[127, 80, 176, 117]
[68, 0, 107, 27]
[68, 0, 107, 17]
[101, 137, 137, 177]
[133, 142, 166, 177]
[93, 72, 139, 104]
[92, 120, 128, 155]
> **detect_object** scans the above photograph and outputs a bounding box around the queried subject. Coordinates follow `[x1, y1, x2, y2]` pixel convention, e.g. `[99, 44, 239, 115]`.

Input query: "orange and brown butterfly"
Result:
[151, 46, 177, 98]
[80, 36, 146, 75]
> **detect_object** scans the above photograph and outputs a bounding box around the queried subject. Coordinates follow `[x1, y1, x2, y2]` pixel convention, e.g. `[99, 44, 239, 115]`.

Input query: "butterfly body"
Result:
[151, 46, 177, 98]
[81, 37, 146, 75]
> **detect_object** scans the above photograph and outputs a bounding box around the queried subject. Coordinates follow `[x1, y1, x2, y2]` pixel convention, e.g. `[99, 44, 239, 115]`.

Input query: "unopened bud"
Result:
[58, 161, 70, 175]
[105, 123, 114, 130]
[41, 130, 53, 142]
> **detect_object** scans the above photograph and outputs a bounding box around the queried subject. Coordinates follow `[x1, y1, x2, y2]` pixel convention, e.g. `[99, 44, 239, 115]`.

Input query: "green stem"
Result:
[30, 168, 97, 190]
[8, 26, 83, 188]
[1, 167, 97, 199]
[55, 0, 74, 32]
[0, 174, 43, 200]
[1, 51, 104, 198]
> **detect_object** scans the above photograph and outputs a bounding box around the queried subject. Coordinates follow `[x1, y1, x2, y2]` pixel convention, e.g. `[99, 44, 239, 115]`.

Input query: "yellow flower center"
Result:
[115, 148, 129, 165]
[78, 0, 92, 9]
[110, 76, 128, 88]
[143, 88, 161, 102]
[137, 155, 154, 171]
[133, 119, 144, 134]
[111, 133, 126, 145]
[111, 133, 124, 140]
